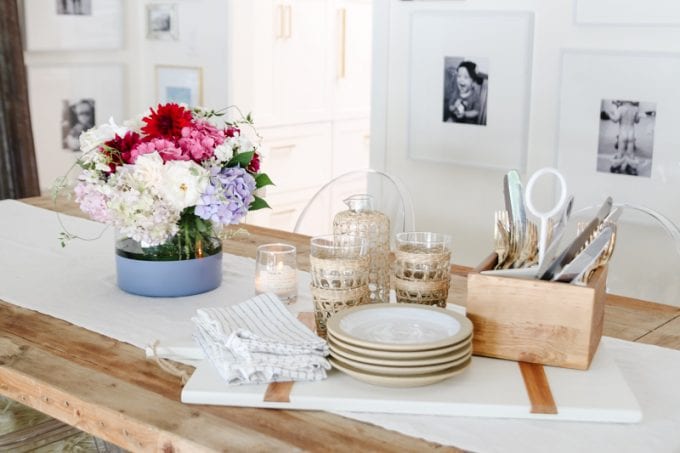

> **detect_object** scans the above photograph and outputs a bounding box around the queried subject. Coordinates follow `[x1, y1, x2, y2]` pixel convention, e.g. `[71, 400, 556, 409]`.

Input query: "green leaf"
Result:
[255, 173, 274, 189]
[249, 196, 270, 211]
[227, 151, 254, 168]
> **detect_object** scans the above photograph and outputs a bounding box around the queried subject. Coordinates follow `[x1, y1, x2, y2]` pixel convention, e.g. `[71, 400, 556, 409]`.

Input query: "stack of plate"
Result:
[326, 303, 473, 387]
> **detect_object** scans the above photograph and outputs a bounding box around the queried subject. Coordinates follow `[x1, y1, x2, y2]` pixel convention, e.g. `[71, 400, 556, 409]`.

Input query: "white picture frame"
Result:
[155, 65, 203, 107]
[23, 0, 123, 51]
[146, 4, 179, 41]
[574, 0, 680, 26]
[407, 11, 534, 170]
[556, 50, 680, 226]
[26, 64, 125, 190]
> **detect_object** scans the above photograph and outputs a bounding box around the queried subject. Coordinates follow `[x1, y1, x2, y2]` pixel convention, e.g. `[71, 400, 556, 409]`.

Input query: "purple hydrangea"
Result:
[195, 166, 256, 225]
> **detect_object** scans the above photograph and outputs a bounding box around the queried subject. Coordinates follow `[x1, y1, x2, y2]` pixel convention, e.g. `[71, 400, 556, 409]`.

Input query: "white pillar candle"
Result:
[255, 261, 297, 299]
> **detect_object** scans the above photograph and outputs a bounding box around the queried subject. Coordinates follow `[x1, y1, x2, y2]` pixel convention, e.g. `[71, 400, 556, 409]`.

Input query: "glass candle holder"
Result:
[255, 243, 297, 304]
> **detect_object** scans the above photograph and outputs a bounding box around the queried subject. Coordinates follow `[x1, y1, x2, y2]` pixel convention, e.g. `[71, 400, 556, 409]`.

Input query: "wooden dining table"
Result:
[1, 196, 679, 452]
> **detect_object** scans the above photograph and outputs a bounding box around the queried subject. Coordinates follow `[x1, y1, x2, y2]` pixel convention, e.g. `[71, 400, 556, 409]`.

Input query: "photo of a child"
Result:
[442, 56, 489, 126]
[597, 99, 656, 178]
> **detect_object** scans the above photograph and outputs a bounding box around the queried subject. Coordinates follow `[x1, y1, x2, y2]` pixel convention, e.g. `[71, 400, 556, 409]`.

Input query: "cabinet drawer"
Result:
[246, 187, 321, 232]
[259, 123, 333, 193]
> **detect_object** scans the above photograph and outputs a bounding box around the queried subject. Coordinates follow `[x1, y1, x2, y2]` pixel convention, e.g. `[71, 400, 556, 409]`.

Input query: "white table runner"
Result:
[1, 199, 680, 452]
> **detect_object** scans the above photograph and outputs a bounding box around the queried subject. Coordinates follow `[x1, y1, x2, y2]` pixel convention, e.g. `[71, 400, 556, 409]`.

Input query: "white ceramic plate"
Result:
[327, 303, 473, 351]
[328, 335, 472, 366]
[329, 356, 472, 388]
[329, 349, 473, 376]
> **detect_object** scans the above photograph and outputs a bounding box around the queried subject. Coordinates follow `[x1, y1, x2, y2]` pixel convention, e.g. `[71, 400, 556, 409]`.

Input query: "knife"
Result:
[539, 195, 574, 270]
[503, 170, 527, 234]
[538, 196, 613, 280]
[551, 226, 613, 283]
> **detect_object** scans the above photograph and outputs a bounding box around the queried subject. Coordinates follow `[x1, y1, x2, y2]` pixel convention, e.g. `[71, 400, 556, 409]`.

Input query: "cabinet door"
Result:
[278, 0, 332, 123]
[229, 0, 280, 126]
[333, 0, 372, 119]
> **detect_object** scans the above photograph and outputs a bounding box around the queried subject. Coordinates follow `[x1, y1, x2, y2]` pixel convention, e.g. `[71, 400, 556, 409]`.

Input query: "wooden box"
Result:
[466, 254, 607, 370]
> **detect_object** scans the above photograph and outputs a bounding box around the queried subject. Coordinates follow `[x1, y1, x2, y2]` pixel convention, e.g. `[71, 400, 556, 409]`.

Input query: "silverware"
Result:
[493, 211, 510, 269]
[503, 170, 527, 247]
[538, 196, 613, 281]
[552, 226, 614, 283]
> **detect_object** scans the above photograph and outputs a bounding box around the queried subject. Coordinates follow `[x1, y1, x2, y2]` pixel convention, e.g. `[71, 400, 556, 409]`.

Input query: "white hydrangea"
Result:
[107, 167, 181, 247]
[213, 142, 233, 163]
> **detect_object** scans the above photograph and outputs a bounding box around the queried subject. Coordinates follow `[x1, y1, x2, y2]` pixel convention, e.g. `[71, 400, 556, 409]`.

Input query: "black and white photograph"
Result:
[442, 56, 489, 126]
[597, 99, 656, 178]
[147, 4, 179, 40]
[56, 0, 92, 15]
[61, 99, 95, 151]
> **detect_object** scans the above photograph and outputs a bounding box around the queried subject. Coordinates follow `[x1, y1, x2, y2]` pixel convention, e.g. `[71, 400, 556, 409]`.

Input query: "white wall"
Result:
[371, 0, 680, 305]
[24, 0, 230, 191]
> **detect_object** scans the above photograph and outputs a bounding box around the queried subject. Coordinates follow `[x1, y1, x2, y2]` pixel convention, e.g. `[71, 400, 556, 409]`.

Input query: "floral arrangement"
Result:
[66, 103, 272, 260]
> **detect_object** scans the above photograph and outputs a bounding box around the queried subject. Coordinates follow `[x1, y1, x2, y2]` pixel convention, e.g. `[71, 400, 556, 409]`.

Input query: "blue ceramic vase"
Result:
[115, 234, 223, 297]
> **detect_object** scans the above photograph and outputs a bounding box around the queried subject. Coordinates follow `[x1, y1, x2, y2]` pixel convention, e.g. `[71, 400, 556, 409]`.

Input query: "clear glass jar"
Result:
[333, 194, 390, 303]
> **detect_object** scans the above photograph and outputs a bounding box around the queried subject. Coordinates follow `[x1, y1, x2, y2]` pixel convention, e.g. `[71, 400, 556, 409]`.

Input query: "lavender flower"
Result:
[195, 166, 256, 225]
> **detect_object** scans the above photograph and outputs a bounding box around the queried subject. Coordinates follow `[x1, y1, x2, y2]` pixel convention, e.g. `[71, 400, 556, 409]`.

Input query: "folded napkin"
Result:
[192, 293, 331, 385]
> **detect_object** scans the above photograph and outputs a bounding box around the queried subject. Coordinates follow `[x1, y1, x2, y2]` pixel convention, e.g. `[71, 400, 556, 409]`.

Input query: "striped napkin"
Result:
[192, 293, 331, 385]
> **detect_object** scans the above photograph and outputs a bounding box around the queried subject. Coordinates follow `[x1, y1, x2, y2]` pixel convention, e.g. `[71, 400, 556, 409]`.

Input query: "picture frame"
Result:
[146, 4, 179, 41]
[26, 64, 125, 189]
[406, 11, 534, 170]
[574, 0, 680, 26]
[23, 0, 123, 51]
[155, 65, 203, 107]
[556, 50, 680, 226]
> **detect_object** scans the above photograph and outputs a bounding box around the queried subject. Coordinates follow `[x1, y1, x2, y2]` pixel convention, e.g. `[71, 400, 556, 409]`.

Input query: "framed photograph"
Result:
[27, 64, 124, 189]
[23, 0, 123, 51]
[155, 65, 203, 107]
[575, 0, 680, 26]
[147, 4, 179, 40]
[556, 50, 680, 225]
[407, 11, 534, 169]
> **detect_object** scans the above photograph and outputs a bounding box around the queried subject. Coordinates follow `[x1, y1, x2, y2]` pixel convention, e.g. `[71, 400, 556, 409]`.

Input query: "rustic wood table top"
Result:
[1, 196, 679, 452]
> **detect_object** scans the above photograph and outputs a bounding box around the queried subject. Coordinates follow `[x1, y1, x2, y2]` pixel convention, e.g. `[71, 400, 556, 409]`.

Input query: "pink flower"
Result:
[178, 120, 226, 162]
[74, 182, 110, 223]
[130, 138, 188, 163]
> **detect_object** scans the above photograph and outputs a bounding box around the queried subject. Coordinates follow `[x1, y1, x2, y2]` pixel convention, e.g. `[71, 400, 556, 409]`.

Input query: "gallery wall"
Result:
[22, 0, 229, 192]
[371, 0, 680, 305]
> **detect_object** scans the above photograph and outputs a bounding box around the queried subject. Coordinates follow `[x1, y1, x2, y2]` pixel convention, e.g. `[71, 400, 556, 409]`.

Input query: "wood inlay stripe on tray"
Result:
[518, 362, 558, 414]
[263, 312, 317, 403]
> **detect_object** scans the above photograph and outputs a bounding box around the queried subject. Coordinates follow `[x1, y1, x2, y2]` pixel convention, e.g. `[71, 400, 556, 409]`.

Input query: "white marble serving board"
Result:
[181, 342, 642, 423]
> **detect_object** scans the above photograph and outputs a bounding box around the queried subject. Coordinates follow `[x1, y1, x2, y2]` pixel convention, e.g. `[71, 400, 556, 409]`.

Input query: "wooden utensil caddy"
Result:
[466, 253, 607, 370]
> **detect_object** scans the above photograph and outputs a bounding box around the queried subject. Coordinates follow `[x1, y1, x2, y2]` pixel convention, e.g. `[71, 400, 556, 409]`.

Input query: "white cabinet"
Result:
[230, 0, 371, 232]
[259, 122, 333, 194]
[332, 118, 370, 177]
[229, 0, 332, 127]
[332, 0, 372, 119]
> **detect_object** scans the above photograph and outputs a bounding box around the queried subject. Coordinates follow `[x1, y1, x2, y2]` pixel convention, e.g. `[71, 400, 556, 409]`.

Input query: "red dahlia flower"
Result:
[141, 103, 193, 139]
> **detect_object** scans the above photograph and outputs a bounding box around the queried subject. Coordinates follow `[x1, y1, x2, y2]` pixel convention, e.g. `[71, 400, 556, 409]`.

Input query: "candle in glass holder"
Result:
[255, 243, 297, 303]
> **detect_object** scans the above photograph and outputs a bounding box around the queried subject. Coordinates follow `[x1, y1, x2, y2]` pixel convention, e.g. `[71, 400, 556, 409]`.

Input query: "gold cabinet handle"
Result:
[285, 5, 292, 39]
[337, 8, 347, 79]
[276, 4, 285, 39]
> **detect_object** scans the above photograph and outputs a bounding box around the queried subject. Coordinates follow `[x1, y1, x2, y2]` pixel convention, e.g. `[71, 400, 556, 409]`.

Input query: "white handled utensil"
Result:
[525, 167, 569, 268]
